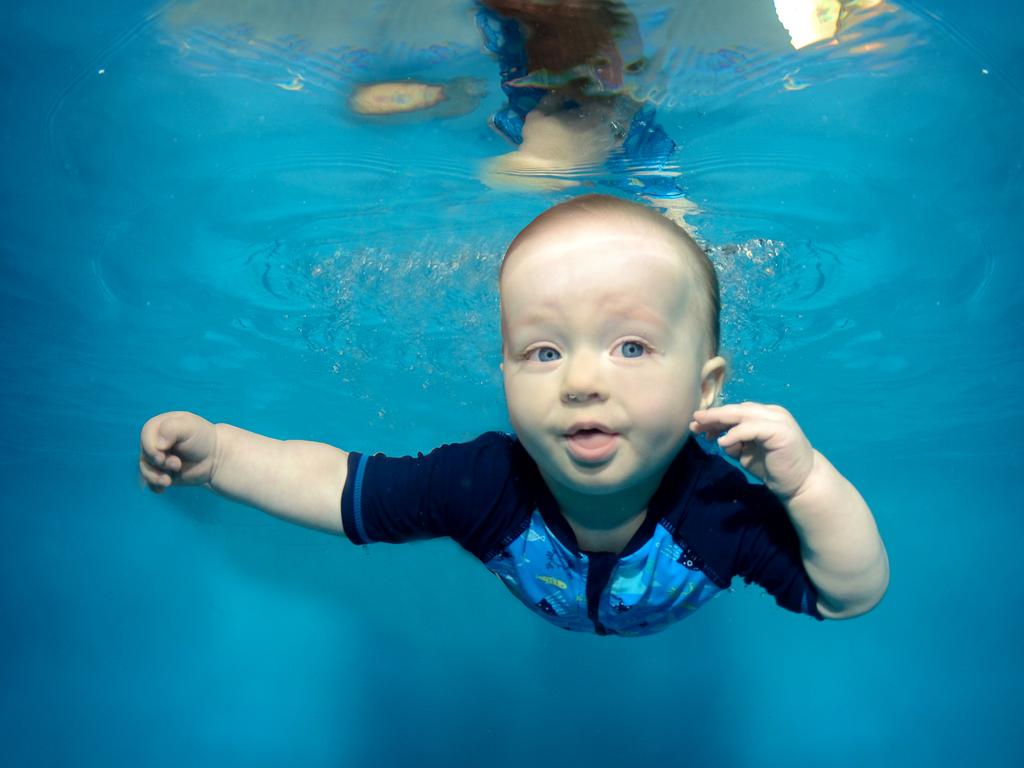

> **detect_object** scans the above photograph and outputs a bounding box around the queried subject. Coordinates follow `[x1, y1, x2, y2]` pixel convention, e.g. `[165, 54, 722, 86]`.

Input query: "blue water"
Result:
[2, 1, 1022, 765]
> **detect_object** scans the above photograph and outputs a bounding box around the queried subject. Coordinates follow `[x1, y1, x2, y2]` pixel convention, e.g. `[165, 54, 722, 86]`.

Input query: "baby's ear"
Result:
[699, 356, 727, 409]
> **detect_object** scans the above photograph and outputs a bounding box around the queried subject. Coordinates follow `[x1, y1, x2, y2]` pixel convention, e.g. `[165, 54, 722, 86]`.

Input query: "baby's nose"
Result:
[562, 389, 603, 404]
[560, 352, 607, 403]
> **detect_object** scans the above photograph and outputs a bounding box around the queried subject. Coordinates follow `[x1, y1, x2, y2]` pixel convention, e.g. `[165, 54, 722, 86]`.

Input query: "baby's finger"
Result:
[691, 404, 747, 430]
[690, 407, 745, 441]
[689, 421, 723, 441]
[693, 403, 788, 433]
[139, 456, 172, 492]
[716, 419, 777, 449]
[140, 417, 168, 466]
[719, 439, 746, 459]
[697, 402, 776, 422]
[140, 447, 164, 470]
[155, 414, 194, 452]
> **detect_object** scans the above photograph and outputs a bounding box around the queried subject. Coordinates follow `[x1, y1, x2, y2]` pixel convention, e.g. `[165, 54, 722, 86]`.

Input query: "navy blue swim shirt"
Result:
[342, 432, 824, 636]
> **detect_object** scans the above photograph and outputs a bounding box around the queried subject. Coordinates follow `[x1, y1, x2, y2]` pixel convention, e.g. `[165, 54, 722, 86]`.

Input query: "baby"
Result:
[139, 194, 889, 637]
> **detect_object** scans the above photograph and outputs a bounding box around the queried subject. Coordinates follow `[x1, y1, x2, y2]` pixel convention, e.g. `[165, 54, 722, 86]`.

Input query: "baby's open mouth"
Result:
[565, 427, 620, 462]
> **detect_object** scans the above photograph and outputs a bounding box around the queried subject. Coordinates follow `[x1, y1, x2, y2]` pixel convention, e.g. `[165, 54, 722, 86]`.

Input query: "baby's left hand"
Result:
[690, 403, 817, 501]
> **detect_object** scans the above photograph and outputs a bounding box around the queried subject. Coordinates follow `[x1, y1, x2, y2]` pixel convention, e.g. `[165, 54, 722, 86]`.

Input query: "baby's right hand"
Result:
[139, 411, 218, 493]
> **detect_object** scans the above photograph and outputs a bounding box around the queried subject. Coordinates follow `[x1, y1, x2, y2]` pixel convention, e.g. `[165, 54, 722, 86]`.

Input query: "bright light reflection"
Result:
[774, 0, 884, 49]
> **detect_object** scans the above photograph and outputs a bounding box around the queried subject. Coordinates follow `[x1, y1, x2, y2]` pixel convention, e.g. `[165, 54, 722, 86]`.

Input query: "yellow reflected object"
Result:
[348, 78, 484, 119]
[349, 81, 446, 115]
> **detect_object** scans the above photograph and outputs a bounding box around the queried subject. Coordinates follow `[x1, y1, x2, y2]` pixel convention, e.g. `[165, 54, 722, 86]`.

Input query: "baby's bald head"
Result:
[500, 194, 721, 355]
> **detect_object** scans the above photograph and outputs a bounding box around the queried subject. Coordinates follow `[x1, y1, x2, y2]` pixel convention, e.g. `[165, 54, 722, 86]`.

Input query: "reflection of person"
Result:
[475, 0, 695, 224]
[140, 194, 889, 637]
[349, 1, 696, 226]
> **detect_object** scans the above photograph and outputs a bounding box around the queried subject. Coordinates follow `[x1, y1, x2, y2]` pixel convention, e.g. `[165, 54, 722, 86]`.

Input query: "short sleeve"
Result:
[686, 451, 824, 621]
[729, 483, 824, 619]
[340, 432, 529, 558]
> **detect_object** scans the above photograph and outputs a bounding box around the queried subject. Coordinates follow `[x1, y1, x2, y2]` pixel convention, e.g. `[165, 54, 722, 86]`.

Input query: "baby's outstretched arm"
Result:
[691, 403, 889, 620]
[139, 412, 348, 535]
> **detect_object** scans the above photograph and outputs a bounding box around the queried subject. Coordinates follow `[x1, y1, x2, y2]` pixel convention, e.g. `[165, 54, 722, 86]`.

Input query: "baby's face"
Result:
[501, 217, 725, 498]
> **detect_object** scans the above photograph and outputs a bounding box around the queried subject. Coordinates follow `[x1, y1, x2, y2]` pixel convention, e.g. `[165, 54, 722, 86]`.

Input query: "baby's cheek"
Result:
[504, 377, 544, 423]
[640, 385, 698, 436]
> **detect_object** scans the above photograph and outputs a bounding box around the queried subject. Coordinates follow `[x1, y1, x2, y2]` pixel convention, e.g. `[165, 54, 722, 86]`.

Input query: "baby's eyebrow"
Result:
[509, 307, 560, 329]
[600, 302, 675, 331]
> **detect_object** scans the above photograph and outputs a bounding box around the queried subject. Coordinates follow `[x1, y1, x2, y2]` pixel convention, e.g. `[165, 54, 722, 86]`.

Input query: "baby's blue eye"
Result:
[530, 347, 561, 362]
[620, 341, 646, 358]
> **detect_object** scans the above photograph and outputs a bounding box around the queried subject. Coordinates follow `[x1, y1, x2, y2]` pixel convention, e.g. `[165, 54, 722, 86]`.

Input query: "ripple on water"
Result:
[709, 236, 849, 382]
[158, 0, 482, 97]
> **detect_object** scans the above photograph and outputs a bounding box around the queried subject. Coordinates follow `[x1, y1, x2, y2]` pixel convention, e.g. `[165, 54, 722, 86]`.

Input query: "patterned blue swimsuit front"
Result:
[341, 433, 823, 636]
